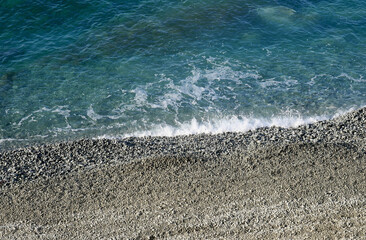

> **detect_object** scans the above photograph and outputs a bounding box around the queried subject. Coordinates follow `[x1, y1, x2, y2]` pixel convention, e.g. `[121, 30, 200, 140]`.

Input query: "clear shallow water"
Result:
[1, 0, 366, 149]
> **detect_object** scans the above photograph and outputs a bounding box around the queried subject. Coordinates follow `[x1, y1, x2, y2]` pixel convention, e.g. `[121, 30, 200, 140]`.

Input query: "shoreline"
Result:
[0, 106, 357, 152]
[1, 107, 366, 238]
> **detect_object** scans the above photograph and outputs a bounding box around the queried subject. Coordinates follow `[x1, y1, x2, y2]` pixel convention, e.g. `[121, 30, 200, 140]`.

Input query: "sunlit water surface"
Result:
[1, 0, 366, 149]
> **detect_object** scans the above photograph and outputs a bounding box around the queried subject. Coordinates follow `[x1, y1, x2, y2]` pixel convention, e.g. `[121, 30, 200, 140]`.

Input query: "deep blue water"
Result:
[1, 0, 366, 149]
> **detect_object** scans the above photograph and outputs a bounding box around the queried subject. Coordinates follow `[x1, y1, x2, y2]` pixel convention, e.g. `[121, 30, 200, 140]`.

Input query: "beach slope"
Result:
[1, 108, 366, 239]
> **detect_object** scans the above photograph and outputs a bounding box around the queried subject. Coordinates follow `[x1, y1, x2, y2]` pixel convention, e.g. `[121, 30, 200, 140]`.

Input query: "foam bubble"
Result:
[259, 78, 280, 88]
[16, 106, 70, 126]
[87, 105, 103, 121]
[132, 88, 148, 106]
[141, 58, 262, 111]
[336, 73, 365, 82]
[87, 105, 124, 121]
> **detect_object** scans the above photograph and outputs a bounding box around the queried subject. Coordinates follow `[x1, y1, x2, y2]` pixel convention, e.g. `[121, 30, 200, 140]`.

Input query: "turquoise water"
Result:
[1, 0, 366, 149]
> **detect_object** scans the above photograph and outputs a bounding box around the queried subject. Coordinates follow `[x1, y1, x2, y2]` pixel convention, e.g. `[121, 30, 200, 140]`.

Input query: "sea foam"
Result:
[95, 106, 361, 140]
[95, 114, 324, 140]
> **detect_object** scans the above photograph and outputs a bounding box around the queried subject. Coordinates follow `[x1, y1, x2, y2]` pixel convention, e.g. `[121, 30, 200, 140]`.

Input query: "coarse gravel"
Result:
[0, 107, 365, 239]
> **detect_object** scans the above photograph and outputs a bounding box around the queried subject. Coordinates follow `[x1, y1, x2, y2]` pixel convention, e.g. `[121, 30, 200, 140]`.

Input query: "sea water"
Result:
[1, 0, 366, 149]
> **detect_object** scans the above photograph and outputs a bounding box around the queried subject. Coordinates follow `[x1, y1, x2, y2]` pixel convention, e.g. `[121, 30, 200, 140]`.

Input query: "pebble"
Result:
[1, 107, 366, 186]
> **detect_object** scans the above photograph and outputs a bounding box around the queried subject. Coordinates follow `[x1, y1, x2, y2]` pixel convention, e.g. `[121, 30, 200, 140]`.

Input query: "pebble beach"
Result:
[0, 107, 366, 239]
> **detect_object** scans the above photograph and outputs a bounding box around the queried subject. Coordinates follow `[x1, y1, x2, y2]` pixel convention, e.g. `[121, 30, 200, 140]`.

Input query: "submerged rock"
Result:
[1, 0, 24, 8]
[1, 72, 16, 81]
[241, 32, 260, 42]
[0, 72, 16, 87]
[257, 6, 296, 25]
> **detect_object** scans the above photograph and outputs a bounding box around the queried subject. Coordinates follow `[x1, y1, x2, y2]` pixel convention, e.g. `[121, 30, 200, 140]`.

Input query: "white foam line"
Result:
[0, 138, 27, 144]
[134, 116, 326, 137]
[95, 115, 328, 140]
[96, 106, 364, 140]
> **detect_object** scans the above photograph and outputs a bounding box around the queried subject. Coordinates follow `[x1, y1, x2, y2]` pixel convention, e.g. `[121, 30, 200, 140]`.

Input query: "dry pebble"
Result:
[0, 108, 365, 239]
